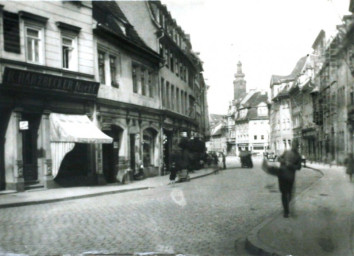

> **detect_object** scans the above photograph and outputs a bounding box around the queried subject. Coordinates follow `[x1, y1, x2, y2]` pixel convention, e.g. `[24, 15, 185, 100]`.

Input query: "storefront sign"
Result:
[238, 143, 249, 147]
[3, 67, 99, 96]
[19, 121, 28, 130]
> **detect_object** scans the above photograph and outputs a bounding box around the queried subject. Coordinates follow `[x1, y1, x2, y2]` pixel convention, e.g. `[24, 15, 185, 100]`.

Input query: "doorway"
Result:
[163, 129, 172, 175]
[21, 113, 41, 183]
[102, 126, 123, 183]
[130, 134, 136, 173]
[0, 109, 11, 190]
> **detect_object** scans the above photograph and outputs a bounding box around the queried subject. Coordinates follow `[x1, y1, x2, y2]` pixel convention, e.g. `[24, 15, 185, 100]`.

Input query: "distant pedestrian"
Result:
[262, 140, 302, 218]
[344, 153, 354, 182]
[220, 152, 226, 169]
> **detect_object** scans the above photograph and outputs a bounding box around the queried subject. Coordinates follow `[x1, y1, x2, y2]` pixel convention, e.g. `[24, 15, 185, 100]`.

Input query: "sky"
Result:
[160, 0, 351, 115]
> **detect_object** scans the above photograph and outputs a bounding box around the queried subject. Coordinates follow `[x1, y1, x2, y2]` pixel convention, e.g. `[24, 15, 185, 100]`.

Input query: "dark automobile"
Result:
[240, 151, 253, 168]
[266, 151, 277, 161]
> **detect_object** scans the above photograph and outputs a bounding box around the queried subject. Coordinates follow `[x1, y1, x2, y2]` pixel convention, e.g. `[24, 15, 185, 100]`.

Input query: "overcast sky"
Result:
[160, 0, 351, 115]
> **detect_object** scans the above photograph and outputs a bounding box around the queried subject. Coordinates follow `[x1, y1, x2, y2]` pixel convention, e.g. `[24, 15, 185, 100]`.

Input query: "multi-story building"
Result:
[313, 14, 354, 164]
[0, 1, 111, 191]
[269, 1, 354, 164]
[0, 1, 210, 191]
[206, 114, 227, 153]
[118, 1, 209, 174]
[92, 1, 162, 183]
[269, 56, 307, 155]
[234, 90, 270, 155]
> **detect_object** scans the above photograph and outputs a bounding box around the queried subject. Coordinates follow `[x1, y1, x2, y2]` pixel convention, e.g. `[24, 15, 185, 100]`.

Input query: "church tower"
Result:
[233, 61, 247, 101]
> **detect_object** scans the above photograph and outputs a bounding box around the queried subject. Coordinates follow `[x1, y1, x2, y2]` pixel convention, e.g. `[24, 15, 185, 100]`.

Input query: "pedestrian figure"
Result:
[220, 152, 226, 170]
[344, 153, 354, 182]
[262, 139, 302, 218]
[169, 138, 191, 184]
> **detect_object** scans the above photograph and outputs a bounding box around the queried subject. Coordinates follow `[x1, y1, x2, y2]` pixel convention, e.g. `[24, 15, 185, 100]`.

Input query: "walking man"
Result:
[277, 139, 302, 218]
[344, 153, 354, 182]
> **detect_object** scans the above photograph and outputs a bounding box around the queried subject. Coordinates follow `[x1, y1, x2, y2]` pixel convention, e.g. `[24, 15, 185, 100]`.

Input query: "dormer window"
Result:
[116, 20, 126, 35]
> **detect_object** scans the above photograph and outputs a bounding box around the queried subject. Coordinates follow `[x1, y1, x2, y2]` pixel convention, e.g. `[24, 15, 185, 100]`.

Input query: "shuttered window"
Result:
[3, 11, 20, 53]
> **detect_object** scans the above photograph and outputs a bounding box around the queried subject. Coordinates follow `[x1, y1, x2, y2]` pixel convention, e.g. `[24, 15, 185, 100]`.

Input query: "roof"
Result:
[236, 91, 269, 121]
[270, 56, 308, 86]
[93, 1, 150, 51]
[209, 114, 226, 123]
[211, 122, 226, 136]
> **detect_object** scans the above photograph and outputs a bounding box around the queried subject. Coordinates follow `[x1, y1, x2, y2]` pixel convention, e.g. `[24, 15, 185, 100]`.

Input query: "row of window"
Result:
[132, 64, 155, 98]
[160, 44, 189, 83]
[161, 77, 193, 115]
[3, 11, 79, 71]
[237, 135, 265, 140]
[150, 3, 186, 48]
[98, 51, 121, 88]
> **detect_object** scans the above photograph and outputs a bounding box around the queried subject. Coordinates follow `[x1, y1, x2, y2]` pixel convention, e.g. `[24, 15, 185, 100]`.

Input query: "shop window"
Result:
[143, 129, 156, 167]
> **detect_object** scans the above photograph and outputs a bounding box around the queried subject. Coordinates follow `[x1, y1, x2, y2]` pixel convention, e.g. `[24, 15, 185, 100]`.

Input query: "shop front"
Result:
[302, 128, 318, 161]
[0, 67, 109, 191]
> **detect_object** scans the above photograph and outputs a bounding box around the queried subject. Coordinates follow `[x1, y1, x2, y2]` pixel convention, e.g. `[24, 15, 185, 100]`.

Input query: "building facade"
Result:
[0, 1, 210, 191]
[234, 90, 270, 155]
[269, 57, 307, 155]
[118, 1, 209, 174]
[92, 1, 162, 183]
[0, 1, 112, 191]
[207, 114, 227, 153]
[269, 2, 354, 164]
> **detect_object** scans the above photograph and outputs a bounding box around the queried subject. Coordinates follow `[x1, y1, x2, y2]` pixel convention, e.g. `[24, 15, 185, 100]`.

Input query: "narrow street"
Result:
[0, 157, 322, 256]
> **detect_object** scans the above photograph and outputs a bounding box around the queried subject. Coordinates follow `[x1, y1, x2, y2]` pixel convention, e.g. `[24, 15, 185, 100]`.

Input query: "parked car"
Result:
[266, 151, 277, 161]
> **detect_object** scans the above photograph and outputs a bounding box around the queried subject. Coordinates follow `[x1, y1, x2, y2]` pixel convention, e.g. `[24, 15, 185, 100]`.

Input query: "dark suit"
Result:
[277, 149, 302, 216]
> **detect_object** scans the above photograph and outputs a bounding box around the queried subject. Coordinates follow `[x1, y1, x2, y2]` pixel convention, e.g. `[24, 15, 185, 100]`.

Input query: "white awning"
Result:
[50, 113, 113, 144]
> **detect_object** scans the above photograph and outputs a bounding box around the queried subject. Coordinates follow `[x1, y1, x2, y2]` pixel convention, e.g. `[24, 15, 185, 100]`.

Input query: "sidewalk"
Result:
[246, 163, 354, 256]
[0, 167, 217, 209]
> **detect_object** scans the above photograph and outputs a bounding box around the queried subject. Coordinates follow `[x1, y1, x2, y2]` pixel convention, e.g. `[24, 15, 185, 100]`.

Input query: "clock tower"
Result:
[233, 61, 247, 102]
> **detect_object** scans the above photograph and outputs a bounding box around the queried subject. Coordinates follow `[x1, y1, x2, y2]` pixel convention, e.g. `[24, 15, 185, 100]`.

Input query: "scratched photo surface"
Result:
[0, 1, 353, 256]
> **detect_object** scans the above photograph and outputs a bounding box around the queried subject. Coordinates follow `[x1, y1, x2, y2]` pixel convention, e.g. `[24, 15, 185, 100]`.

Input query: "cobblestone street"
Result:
[0, 158, 322, 256]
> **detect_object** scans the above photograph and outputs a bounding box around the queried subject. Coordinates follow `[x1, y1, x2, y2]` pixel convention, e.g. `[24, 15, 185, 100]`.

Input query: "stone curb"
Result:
[0, 168, 218, 209]
[244, 166, 325, 256]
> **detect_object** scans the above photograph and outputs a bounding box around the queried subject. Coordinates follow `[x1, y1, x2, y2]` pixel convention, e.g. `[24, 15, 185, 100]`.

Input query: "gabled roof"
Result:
[211, 122, 226, 136]
[270, 56, 308, 86]
[93, 1, 152, 52]
[236, 91, 269, 121]
[209, 114, 226, 124]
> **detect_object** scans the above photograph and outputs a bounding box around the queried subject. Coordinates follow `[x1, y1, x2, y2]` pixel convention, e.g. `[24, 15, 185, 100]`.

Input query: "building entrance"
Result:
[102, 126, 123, 183]
[0, 109, 11, 190]
[21, 113, 41, 183]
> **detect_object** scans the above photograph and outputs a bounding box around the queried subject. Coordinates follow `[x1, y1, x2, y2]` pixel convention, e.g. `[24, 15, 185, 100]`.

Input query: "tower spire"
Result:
[233, 61, 247, 101]
[235, 61, 245, 79]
